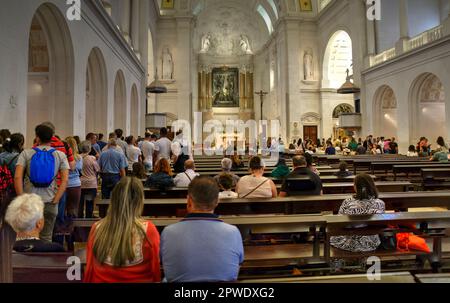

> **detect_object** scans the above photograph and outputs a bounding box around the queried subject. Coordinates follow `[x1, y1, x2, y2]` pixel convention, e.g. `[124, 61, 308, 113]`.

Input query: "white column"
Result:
[395, 0, 409, 55]
[120, 0, 131, 43]
[131, 0, 140, 58]
[399, 0, 409, 39]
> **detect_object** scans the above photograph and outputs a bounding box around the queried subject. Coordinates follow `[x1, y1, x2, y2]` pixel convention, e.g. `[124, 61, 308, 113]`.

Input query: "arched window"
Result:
[257, 5, 273, 34]
[322, 31, 353, 89]
[267, 0, 279, 19]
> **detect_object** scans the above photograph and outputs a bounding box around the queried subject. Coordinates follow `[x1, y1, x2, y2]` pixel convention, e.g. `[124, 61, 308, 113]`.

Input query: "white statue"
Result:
[303, 49, 314, 81]
[200, 33, 211, 53]
[161, 47, 174, 80]
[239, 35, 252, 54]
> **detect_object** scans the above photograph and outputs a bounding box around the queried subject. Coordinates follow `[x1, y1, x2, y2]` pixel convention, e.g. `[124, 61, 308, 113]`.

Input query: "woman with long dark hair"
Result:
[0, 133, 24, 178]
[330, 174, 385, 252]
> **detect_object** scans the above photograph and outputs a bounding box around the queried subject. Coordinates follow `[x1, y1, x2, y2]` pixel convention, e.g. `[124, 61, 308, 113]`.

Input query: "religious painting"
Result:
[161, 0, 175, 9]
[299, 0, 313, 11]
[212, 67, 239, 108]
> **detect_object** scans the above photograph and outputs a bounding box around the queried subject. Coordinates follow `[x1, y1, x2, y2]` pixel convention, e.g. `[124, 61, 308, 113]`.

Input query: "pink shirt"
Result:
[81, 155, 100, 189]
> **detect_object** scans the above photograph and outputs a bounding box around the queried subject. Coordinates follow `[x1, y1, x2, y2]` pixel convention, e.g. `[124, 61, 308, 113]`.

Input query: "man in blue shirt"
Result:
[161, 176, 244, 282]
[98, 139, 127, 199]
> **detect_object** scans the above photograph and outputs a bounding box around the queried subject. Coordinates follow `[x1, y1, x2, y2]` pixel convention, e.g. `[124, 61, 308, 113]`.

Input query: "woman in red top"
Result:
[84, 177, 161, 283]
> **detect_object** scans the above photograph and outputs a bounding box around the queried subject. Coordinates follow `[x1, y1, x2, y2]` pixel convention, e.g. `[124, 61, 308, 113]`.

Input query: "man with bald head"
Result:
[173, 159, 200, 187]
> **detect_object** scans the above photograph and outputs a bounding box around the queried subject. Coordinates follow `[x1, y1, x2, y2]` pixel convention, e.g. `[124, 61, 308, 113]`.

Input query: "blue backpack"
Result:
[29, 147, 56, 188]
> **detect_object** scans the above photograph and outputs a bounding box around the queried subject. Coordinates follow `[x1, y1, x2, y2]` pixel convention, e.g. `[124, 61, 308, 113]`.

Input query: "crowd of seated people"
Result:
[2, 123, 450, 283]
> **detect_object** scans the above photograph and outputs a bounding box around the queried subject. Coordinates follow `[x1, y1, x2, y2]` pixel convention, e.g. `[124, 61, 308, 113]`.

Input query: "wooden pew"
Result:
[12, 252, 78, 283]
[0, 194, 15, 283]
[324, 211, 450, 266]
[240, 271, 416, 283]
[97, 192, 450, 218]
[141, 181, 412, 199]
[393, 164, 450, 181]
[415, 273, 450, 283]
[421, 169, 450, 190]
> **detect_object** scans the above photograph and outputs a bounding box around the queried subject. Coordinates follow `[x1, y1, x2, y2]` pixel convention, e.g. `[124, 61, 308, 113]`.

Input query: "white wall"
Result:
[0, 0, 147, 145]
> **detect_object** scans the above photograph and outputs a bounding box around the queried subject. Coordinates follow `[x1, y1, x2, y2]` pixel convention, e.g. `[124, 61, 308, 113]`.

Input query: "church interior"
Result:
[1, 0, 450, 287]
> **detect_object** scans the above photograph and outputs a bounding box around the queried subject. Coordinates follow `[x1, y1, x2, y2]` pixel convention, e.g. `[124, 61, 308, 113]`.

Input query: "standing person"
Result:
[97, 134, 107, 151]
[389, 137, 398, 154]
[14, 124, 69, 242]
[79, 141, 100, 219]
[236, 156, 277, 199]
[0, 133, 24, 179]
[125, 136, 141, 169]
[115, 129, 128, 155]
[84, 177, 161, 283]
[98, 139, 127, 199]
[86, 133, 101, 159]
[330, 174, 385, 252]
[64, 137, 83, 219]
[348, 137, 358, 152]
[161, 176, 243, 282]
[0, 129, 11, 153]
[141, 133, 156, 173]
[153, 128, 172, 162]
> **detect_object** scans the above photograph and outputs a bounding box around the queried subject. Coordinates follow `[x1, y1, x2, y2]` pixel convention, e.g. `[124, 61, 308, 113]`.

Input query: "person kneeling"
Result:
[161, 176, 244, 282]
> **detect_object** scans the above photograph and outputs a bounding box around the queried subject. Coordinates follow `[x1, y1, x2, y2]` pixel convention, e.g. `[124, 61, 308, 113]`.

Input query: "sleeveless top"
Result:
[237, 175, 272, 198]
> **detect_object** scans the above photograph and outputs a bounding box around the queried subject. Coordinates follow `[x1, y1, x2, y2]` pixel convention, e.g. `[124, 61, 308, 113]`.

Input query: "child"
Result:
[218, 174, 238, 199]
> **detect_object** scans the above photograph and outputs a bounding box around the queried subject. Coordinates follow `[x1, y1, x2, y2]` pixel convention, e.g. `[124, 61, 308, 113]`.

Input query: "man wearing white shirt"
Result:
[141, 133, 157, 172]
[125, 136, 141, 169]
[154, 128, 173, 162]
[173, 160, 199, 187]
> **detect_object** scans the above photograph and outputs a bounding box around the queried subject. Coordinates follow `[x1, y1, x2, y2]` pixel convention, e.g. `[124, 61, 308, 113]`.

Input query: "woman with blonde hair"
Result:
[145, 158, 174, 189]
[84, 177, 161, 283]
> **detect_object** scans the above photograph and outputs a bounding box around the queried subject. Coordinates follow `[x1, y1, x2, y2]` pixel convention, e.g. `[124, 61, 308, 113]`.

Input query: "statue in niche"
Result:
[239, 35, 252, 54]
[200, 33, 212, 53]
[303, 49, 314, 81]
[161, 47, 174, 80]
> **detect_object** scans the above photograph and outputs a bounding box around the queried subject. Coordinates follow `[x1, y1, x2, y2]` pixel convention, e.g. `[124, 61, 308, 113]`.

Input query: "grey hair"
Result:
[80, 140, 92, 154]
[5, 194, 44, 233]
[221, 158, 232, 171]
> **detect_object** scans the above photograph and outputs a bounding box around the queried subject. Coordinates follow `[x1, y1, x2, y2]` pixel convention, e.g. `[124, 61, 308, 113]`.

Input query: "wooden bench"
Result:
[73, 215, 327, 258]
[393, 164, 450, 181]
[141, 181, 412, 199]
[324, 211, 450, 269]
[12, 252, 78, 283]
[240, 271, 416, 283]
[97, 192, 450, 218]
[415, 273, 450, 283]
[421, 169, 450, 190]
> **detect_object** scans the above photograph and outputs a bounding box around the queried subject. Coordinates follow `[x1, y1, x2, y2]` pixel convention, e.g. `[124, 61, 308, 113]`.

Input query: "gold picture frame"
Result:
[161, 0, 175, 9]
[299, 0, 313, 12]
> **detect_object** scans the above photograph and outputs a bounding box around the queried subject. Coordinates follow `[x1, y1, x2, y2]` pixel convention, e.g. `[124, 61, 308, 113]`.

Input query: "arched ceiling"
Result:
[191, 0, 275, 56]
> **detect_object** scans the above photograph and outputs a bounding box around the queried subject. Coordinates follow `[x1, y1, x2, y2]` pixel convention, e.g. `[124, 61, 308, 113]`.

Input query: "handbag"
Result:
[396, 233, 431, 253]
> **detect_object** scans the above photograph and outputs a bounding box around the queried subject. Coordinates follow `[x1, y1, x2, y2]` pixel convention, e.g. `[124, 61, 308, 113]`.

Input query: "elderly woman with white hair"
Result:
[5, 194, 64, 252]
[213, 158, 240, 189]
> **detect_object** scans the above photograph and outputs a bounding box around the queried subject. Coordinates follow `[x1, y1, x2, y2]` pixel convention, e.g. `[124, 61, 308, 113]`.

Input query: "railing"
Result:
[406, 25, 443, 52]
[370, 48, 396, 67]
[319, 0, 333, 12]
[369, 24, 444, 68]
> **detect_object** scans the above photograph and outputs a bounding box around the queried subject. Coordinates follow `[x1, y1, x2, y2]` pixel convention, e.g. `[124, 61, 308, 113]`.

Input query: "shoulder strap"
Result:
[6, 154, 19, 167]
[242, 178, 269, 199]
[184, 172, 192, 182]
